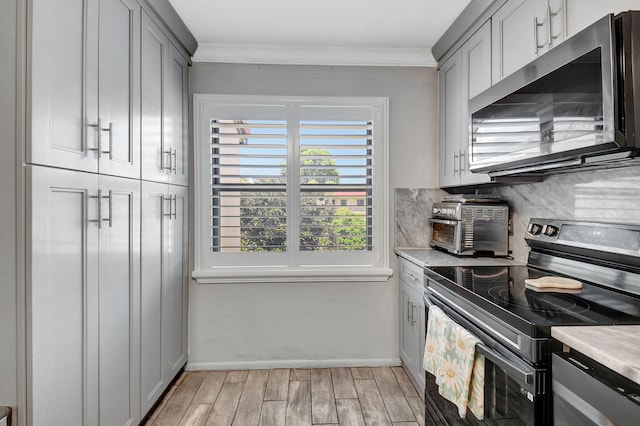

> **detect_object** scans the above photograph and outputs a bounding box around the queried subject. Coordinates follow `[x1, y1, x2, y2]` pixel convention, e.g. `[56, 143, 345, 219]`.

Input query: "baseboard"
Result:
[186, 358, 401, 371]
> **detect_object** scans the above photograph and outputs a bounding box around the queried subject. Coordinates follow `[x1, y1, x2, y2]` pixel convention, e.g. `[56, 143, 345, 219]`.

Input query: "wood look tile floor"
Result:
[144, 367, 427, 426]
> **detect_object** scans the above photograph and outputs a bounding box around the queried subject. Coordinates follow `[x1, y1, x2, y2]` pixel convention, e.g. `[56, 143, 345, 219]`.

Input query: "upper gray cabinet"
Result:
[29, 0, 140, 179]
[491, 0, 540, 84]
[438, 21, 492, 188]
[492, 0, 640, 83]
[141, 11, 189, 186]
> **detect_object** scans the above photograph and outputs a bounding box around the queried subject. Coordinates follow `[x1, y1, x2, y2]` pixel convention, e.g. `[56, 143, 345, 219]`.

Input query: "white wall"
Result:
[188, 63, 439, 368]
[0, 0, 18, 416]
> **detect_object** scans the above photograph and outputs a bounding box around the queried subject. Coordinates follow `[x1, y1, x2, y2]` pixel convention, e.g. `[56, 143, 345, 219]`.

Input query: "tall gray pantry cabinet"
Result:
[20, 0, 195, 424]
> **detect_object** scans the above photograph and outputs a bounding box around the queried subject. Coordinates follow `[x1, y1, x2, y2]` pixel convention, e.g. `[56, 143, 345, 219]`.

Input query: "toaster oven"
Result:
[429, 200, 509, 256]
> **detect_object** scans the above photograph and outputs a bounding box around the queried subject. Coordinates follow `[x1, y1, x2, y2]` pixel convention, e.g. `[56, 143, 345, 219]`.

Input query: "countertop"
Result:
[395, 247, 523, 268]
[551, 325, 640, 386]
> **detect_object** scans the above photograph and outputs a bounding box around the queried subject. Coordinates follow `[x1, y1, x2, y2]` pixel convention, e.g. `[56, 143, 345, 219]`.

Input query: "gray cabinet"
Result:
[29, 0, 140, 179]
[27, 166, 140, 426]
[398, 258, 426, 393]
[141, 182, 189, 416]
[438, 21, 492, 188]
[141, 11, 189, 186]
[491, 0, 640, 84]
[491, 0, 540, 84]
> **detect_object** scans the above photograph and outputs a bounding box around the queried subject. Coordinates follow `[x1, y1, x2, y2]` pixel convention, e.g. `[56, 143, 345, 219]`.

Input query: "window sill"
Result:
[192, 266, 394, 284]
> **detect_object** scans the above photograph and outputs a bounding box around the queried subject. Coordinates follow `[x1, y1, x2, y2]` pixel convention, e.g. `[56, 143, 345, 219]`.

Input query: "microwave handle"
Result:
[429, 218, 458, 226]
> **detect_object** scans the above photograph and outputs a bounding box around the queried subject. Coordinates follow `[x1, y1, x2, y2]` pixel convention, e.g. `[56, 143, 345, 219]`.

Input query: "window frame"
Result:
[193, 94, 392, 284]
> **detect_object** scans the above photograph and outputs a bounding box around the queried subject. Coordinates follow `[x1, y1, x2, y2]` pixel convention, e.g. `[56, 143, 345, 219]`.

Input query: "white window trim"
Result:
[192, 94, 392, 284]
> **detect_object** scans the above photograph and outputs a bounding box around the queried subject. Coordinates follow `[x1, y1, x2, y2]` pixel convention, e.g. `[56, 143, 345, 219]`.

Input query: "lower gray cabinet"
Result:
[27, 166, 140, 425]
[141, 182, 189, 416]
[398, 258, 426, 393]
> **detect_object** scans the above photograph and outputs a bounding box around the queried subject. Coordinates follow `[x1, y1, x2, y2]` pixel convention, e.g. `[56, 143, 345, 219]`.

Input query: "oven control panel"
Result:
[525, 218, 640, 256]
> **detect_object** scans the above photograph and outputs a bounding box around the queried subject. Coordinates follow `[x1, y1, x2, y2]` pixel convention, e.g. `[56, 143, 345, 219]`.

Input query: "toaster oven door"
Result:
[429, 218, 461, 254]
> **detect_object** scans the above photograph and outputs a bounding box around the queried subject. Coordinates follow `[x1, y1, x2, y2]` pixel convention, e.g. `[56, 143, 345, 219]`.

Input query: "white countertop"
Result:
[395, 247, 523, 268]
[552, 325, 640, 386]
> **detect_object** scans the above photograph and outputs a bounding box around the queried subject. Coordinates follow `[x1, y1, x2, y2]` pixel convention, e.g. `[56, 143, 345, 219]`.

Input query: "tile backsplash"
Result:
[394, 166, 640, 262]
[480, 166, 640, 261]
[394, 188, 446, 248]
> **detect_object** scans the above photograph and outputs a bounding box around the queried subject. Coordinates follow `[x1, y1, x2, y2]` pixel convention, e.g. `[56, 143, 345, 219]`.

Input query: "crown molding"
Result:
[193, 43, 437, 67]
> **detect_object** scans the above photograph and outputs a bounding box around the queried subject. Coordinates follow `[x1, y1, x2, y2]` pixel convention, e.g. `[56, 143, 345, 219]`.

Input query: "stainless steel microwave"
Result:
[468, 11, 640, 176]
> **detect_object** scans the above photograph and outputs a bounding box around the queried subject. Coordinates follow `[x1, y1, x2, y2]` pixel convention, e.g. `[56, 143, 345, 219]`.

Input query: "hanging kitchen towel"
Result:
[423, 305, 448, 376]
[423, 305, 485, 420]
[467, 351, 485, 420]
[438, 320, 484, 418]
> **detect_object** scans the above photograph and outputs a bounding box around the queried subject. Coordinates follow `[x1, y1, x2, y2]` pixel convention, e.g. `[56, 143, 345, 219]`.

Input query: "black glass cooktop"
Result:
[427, 265, 640, 334]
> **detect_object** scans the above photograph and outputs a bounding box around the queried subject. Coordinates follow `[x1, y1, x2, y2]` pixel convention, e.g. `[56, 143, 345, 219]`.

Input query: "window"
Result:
[193, 95, 391, 283]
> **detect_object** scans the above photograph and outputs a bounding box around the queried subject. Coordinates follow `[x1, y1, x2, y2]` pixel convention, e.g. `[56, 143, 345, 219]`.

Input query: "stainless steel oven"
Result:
[423, 219, 640, 425]
[424, 293, 547, 425]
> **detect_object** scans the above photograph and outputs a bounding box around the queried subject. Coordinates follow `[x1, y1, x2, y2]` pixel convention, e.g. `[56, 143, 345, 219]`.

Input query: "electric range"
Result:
[423, 218, 640, 425]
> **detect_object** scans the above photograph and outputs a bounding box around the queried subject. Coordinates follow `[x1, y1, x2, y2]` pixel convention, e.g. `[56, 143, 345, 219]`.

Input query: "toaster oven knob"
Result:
[527, 223, 543, 235]
[543, 225, 559, 236]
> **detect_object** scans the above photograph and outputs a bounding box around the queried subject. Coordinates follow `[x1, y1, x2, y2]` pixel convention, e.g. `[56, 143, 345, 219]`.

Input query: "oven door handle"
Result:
[424, 293, 536, 390]
[475, 343, 534, 386]
[428, 218, 458, 226]
[427, 286, 520, 351]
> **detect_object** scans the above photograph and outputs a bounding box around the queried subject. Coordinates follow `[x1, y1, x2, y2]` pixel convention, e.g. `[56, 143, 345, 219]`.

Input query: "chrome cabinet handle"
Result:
[459, 150, 465, 173]
[162, 148, 172, 172]
[407, 273, 420, 285]
[533, 17, 546, 53]
[88, 119, 112, 158]
[88, 189, 103, 228]
[88, 118, 103, 158]
[106, 190, 113, 227]
[172, 194, 177, 219]
[547, 5, 562, 47]
[103, 122, 113, 159]
[162, 194, 173, 219]
[453, 151, 459, 174]
[172, 148, 177, 174]
[407, 300, 412, 323]
[411, 303, 418, 326]
[88, 190, 112, 228]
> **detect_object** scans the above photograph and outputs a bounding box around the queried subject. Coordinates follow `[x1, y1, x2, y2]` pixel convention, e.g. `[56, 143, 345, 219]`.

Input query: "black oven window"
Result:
[433, 222, 455, 246]
[426, 362, 538, 425]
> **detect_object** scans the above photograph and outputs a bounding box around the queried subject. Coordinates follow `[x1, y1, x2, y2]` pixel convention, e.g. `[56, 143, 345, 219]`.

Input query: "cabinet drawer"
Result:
[399, 258, 424, 294]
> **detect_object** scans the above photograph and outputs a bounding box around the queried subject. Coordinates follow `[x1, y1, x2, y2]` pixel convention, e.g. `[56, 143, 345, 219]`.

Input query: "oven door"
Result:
[424, 294, 549, 426]
[429, 218, 462, 254]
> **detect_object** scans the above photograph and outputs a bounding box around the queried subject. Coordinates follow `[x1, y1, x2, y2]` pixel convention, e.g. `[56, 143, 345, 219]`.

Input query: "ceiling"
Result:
[167, 0, 471, 66]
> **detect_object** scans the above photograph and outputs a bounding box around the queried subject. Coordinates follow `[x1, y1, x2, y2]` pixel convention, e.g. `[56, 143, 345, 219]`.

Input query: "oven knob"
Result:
[543, 225, 559, 236]
[527, 223, 542, 235]
[433, 208, 441, 215]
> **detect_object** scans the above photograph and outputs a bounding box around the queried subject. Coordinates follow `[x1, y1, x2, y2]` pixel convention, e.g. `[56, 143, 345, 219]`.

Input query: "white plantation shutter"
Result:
[195, 95, 388, 272]
[299, 120, 373, 251]
[210, 119, 287, 252]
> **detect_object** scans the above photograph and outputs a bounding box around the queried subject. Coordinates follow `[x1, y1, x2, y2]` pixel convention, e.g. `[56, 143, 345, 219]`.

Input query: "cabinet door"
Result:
[399, 286, 415, 369]
[95, 0, 140, 179]
[165, 44, 190, 186]
[165, 185, 189, 378]
[140, 181, 168, 415]
[459, 21, 492, 186]
[141, 11, 170, 184]
[438, 50, 463, 188]
[97, 175, 140, 426]
[492, 0, 541, 83]
[417, 295, 426, 392]
[28, 166, 99, 426]
[29, 0, 99, 173]
[561, 0, 640, 38]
